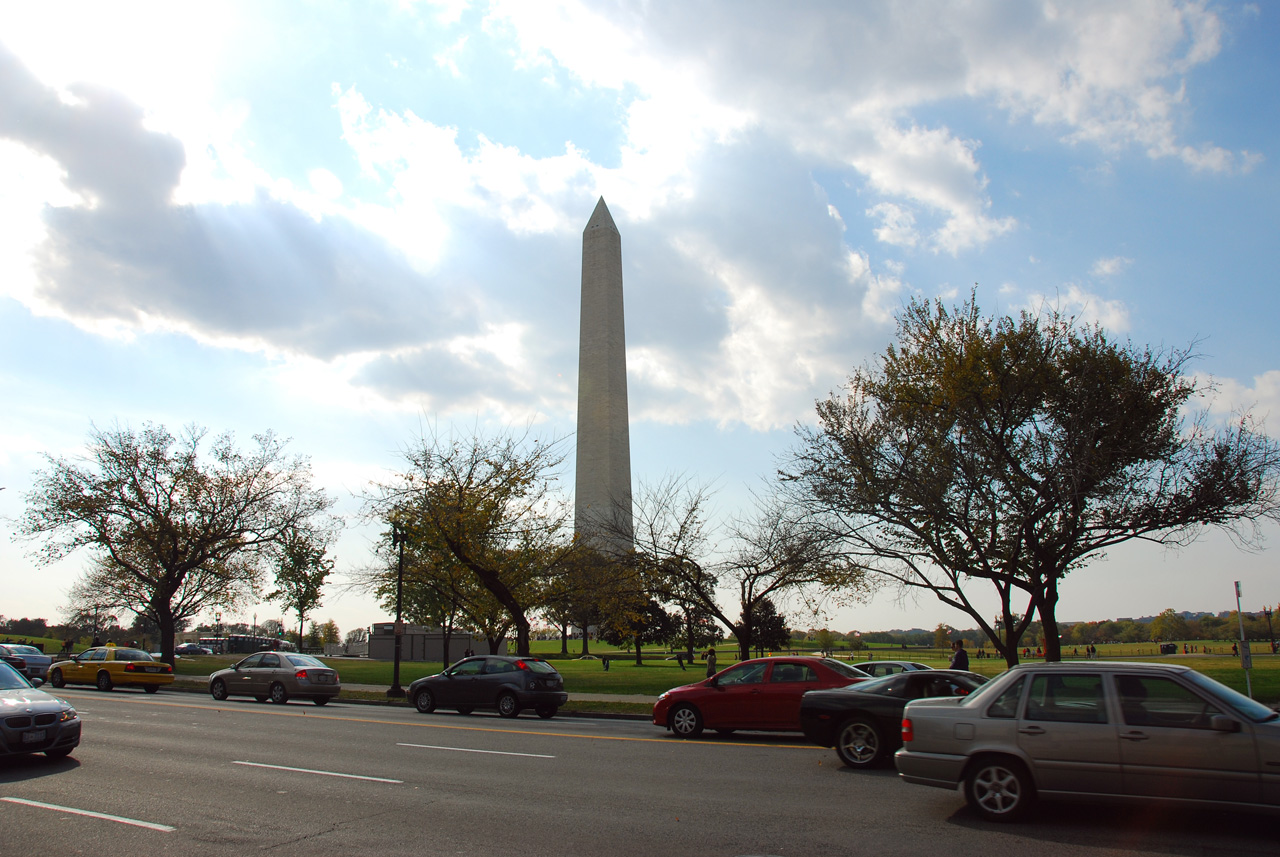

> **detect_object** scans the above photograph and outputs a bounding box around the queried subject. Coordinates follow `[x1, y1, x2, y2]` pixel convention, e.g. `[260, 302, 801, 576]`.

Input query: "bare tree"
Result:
[17, 423, 335, 664]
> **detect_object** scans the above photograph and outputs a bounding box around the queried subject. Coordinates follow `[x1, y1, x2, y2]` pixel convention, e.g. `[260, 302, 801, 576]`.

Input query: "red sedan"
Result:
[653, 656, 870, 738]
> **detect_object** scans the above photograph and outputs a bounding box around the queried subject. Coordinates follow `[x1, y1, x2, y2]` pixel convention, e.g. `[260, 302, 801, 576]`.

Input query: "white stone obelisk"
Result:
[575, 197, 633, 553]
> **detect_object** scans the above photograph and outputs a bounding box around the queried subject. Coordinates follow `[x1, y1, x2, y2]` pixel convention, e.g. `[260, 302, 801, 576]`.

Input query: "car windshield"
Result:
[525, 660, 558, 674]
[285, 655, 327, 668]
[114, 649, 155, 662]
[1184, 670, 1280, 723]
[0, 662, 32, 690]
[8, 645, 42, 656]
[823, 659, 871, 679]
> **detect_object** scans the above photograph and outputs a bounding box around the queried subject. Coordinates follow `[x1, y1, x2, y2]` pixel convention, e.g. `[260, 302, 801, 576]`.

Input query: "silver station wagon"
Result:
[895, 661, 1280, 821]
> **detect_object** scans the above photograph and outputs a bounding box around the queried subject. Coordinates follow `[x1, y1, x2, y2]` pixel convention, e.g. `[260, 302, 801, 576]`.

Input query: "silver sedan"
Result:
[895, 661, 1280, 821]
[209, 651, 341, 705]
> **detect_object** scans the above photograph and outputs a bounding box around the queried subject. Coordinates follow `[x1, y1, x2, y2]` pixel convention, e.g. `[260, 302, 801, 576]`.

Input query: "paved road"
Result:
[2, 687, 1277, 856]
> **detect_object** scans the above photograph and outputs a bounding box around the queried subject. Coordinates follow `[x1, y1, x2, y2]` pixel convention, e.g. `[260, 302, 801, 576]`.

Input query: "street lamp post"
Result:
[215, 611, 222, 655]
[388, 521, 407, 698]
[1265, 606, 1275, 655]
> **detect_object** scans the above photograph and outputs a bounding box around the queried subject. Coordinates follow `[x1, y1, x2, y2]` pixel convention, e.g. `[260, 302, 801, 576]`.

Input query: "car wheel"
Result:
[497, 692, 521, 718]
[669, 704, 703, 739]
[414, 689, 437, 714]
[96, 671, 113, 692]
[835, 717, 883, 768]
[269, 682, 289, 705]
[456, 706, 474, 715]
[965, 757, 1035, 822]
[49, 668, 65, 688]
[535, 705, 557, 719]
[144, 684, 160, 694]
[210, 679, 229, 701]
[312, 697, 329, 706]
[45, 747, 74, 760]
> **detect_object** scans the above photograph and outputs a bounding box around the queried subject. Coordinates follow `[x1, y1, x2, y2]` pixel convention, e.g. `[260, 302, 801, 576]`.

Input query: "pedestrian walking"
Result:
[949, 640, 969, 671]
[705, 647, 718, 678]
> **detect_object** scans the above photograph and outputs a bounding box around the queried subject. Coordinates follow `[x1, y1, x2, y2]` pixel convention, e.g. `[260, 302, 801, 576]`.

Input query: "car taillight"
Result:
[515, 660, 529, 671]
[901, 718, 914, 743]
[124, 663, 136, 672]
[296, 670, 309, 679]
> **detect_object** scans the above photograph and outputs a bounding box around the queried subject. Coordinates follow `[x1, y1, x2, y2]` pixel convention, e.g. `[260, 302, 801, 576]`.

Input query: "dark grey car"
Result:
[409, 656, 568, 719]
[0, 662, 80, 759]
[895, 661, 1280, 821]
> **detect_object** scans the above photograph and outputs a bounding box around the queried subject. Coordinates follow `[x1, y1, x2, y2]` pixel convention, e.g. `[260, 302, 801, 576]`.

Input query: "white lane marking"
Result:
[232, 761, 402, 783]
[2, 797, 175, 832]
[397, 742, 555, 758]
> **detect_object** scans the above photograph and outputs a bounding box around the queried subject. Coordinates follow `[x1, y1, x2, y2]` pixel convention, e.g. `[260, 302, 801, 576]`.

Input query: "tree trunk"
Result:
[634, 635, 642, 666]
[1039, 577, 1063, 662]
[560, 621, 568, 655]
[579, 625, 591, 656]
[154, 597, 177, 667]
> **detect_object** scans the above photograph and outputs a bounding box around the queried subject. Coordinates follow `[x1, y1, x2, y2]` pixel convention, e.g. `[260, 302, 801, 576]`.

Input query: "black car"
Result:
[409, 655, 568, 719]
[800, 669, 987, 768]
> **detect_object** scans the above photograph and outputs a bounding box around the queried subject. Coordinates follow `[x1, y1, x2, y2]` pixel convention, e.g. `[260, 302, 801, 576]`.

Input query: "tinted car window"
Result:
[286, 654, 326, 668]
[1026, 674, 1107, 723]
[860, 673, 910, 697]
[485, 660, 518, 674]
[986, 676, 1025, 718]
[526, 660, 558, 674]
[261, 654, 281, 668]
[85, 649, 107, 662]
[717, 662, 767, 686]
[239, 654, 264, 669]
[115, 649, 153, 662]
[770, 663, 816, 683]
[1117, 675, 1222, 729]
[450, 659, 485, 676]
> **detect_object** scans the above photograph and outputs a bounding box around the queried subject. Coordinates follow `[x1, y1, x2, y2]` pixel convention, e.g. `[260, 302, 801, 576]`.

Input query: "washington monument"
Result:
[574, 197, 633, 553]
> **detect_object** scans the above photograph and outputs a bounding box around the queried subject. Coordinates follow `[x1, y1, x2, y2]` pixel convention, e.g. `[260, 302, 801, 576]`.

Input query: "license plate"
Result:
[317, 674, 333, 684]
[22, 730, 46, 744]
[144, 666, 158, 672]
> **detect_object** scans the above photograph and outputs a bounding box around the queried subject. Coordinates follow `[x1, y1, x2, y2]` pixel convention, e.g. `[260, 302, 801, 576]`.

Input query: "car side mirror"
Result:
[1210, 715, 1241, 733]
[29, 677, 44, 687]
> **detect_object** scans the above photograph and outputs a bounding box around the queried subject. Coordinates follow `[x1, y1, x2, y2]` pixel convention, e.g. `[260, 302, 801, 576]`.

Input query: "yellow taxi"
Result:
[47, 646, 174, 693]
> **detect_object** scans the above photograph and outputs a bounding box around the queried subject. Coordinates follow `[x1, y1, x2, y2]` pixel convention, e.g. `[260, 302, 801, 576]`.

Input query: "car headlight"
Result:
[657, 692, 669, 701]
[60, 706, 79, 722]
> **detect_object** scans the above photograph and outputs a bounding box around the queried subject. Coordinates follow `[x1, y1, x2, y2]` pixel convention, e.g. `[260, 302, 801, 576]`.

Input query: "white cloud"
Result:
[1091, 256, 1133, 277]
[1026, 284, 1130, 332]
[1200, 370, 1280, 431]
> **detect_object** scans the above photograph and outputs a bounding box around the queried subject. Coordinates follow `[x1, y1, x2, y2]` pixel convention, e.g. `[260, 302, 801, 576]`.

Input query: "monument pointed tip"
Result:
[585, 196, 618, 234]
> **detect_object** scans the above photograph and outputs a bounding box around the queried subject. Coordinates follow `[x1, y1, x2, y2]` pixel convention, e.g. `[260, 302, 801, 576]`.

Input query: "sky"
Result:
[2, 1, 1278, 641]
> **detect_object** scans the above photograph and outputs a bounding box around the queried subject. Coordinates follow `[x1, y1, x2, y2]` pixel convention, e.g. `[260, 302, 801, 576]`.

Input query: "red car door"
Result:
[699, 661, 770, 729]
[759, 661, 824, 729]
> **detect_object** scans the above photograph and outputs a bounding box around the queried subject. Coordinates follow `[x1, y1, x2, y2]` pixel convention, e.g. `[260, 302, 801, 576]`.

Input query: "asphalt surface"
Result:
[3, 687, 1280, 856]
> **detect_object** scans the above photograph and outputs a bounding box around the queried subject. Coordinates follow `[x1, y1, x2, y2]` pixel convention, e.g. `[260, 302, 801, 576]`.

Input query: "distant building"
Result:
[368, 624, 505, 663]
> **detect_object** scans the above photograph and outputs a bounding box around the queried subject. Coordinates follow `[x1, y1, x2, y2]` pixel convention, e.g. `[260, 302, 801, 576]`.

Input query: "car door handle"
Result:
[1017, 726, 1046, 735]
[1120, 731, 1149, 741]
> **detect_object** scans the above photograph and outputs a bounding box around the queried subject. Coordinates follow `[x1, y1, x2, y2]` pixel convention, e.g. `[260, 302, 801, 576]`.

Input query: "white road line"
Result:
[2, 797, 175, 832]
[397, 742, 555, 758]
[232, 761, 403, 783]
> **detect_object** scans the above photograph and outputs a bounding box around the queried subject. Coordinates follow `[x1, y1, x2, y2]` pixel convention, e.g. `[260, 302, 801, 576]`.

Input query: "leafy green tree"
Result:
[600, 598, 680, 665]
[267, 527, 336, 644]
[1150, 608, 1191, 641]
[788, 294, 1280, 664]
[364, 427, 573, 657]
[18, 423, 334, 664]
[751, 596, 792, 655]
